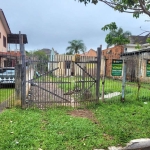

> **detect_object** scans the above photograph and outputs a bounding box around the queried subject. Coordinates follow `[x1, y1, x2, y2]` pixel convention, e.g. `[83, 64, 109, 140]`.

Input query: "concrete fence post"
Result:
[121, 59, 126, 102]
[15, 64, 21, 106]
[96, 45, 102, 102]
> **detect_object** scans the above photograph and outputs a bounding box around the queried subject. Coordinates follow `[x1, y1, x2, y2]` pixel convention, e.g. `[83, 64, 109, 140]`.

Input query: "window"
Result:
[66, 61, 71, 69]
[3, 36, 6, 47]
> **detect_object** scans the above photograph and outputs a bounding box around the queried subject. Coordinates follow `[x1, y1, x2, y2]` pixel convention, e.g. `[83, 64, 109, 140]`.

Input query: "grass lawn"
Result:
[0, 100, 150, 150]
[0, 88, 14, 104]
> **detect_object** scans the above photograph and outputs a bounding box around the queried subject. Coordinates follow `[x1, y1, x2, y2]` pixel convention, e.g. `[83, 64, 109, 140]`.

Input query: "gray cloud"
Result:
[1, 0, 149, 54]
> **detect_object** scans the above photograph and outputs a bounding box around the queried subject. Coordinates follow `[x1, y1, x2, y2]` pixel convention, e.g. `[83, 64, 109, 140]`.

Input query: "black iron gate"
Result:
[23, 48, 101, 108]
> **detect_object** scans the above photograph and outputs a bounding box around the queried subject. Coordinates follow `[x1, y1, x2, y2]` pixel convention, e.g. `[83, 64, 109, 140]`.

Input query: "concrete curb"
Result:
[123, 138, 150, 150]
[95, 138, 150, 150]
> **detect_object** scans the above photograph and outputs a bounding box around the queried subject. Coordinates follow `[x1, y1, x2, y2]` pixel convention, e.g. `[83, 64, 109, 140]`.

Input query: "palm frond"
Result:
[66, 40, 86, 54]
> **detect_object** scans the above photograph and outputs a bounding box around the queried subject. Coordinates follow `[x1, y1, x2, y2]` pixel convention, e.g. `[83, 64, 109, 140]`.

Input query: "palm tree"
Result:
[105, 27, 131, 48]
[66, 40, 86, 54]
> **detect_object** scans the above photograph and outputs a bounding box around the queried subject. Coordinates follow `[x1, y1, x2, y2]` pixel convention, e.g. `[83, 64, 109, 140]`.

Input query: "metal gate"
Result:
[24, 49, 101, 108]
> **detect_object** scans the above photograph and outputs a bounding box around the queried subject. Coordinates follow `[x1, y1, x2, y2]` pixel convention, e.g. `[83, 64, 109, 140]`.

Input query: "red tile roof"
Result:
[80, 49, 97, 56]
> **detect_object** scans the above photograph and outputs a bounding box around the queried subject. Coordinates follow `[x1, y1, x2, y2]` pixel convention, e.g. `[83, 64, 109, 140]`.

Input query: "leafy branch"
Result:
[77, 0, 150, 18]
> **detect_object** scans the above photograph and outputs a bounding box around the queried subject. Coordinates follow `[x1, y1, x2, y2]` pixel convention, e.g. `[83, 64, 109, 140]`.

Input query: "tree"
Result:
[77, 0, 150, 18]
[102, 22, 131, 47]
[66, 40, 86, 54]
[29, 50, 49, 73]
[33, 50, 48, 60]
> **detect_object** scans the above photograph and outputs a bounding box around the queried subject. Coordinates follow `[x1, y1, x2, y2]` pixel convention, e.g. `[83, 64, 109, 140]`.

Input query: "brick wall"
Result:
[102, 45, 124, 77]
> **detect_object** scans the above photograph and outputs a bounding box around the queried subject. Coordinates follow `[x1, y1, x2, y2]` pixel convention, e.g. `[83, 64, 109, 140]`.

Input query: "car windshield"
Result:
[0, 69, 15, 75]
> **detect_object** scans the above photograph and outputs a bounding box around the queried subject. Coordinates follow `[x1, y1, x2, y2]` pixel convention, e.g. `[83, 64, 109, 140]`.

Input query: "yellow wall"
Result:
[0, 19, 7, 52]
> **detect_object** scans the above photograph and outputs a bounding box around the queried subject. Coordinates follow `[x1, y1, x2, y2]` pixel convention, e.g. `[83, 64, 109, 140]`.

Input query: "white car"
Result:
[0, 67, 15, 88]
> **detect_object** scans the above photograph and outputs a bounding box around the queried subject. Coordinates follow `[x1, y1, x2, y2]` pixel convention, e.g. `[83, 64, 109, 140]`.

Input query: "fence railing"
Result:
[99, 51, 150, 102]
[0, 51, 20, 111]
[1, 47, 150, 110]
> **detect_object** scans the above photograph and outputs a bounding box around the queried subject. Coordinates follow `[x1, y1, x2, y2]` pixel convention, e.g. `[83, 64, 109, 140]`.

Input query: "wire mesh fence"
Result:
[2, 47, 150, 110]
[0, 51, 20, 111]
[100, 50, 150, 102]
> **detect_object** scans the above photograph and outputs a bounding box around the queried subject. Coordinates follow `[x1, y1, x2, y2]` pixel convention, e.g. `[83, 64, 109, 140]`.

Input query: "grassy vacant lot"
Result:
[0, 88, 14, 104]
[0, 99, 150, 150]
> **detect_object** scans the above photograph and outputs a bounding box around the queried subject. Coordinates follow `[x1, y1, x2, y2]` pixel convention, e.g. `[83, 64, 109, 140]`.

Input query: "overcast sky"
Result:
[1, 0, 150, 54]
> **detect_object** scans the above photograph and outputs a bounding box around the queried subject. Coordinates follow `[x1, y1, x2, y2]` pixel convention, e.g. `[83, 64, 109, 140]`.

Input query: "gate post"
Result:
[19, 31, 26, 108]
[96, 45, 102, 102]
[15, 64, 22, 105]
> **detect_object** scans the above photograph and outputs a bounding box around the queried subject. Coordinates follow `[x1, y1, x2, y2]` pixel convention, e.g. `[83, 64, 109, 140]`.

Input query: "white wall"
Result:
[125, 44, 150, 53]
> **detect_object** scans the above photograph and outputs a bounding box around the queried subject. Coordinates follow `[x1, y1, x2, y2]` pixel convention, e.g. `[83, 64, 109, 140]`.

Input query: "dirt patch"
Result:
[68, 109, 99, 124]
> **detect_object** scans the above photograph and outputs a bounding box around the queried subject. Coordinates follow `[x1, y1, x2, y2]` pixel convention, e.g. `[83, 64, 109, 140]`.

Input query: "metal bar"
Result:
[56, 55, 60, 107]
[67, 56, 70, 106]
[52, 54, 54, 105]
[75, 62, 96, 81]
[91, 56, 94, 102]
[44, 58, 47, 107]
[74, 55, 77, 107]
[74, 61, 97, 63]
[32, 79, 71, 102]
[29, 101, 69, 104]
[38, 58, 41, 106]
[96, 45, 102, 102]
[60, 55, 63, 105]
[80, 82, 95, 96]
[26, 60, 59, 63]
[87, 56, 90, 103]
[27, 60, 97, 63]
[39, 59, 44, 108]
[54, 55, 56, 104]
[27, 67, 59, 82]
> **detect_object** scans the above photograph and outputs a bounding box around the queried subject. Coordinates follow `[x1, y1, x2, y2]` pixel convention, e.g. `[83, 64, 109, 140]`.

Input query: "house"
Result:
[39, 48, 58, 71]
[100, 34, 150, 80]
[80, 49, 97, 77]
[80, 49, 97, 57]
[125, 34, 150, 52]
[101, 45, 124, 77]
[39, 48, 58, 59]
[51, 49, 97, 77]
[0, 9, 11, 67]
[0, 51, 21, 67]
[0, 9, 28, 68]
